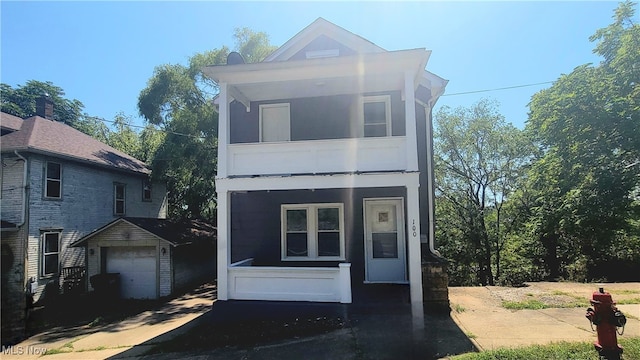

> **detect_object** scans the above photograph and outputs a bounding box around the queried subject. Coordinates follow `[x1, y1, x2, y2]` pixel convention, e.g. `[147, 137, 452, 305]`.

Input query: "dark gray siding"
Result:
[229, 92, 405, 143]
[230, 187, 406, 284]
[173, 242, 216, 291]
[415, 103, 430, 235]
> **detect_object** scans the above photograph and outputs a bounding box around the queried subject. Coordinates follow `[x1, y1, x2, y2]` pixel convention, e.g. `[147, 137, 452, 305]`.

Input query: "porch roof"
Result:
[203, 48, 430, 105]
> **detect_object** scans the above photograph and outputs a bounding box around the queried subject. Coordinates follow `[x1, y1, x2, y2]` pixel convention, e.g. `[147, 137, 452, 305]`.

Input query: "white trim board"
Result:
[216, 172, 420, 193]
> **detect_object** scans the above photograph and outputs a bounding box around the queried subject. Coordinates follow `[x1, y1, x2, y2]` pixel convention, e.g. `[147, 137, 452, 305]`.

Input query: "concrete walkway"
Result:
[1, 283, 215, 360]
[448, 282, 640, 351]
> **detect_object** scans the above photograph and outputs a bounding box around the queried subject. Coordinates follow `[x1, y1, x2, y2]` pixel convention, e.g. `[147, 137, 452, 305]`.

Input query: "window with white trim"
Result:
[362, 95, 391, 137]
[281, 203, 345, 260]
[41, 231, 60, 277]
[114, 183, 126, 215]
[259, 103, 290, 142]
[45, 161, 62, 199]
[142, 178, 152, 202]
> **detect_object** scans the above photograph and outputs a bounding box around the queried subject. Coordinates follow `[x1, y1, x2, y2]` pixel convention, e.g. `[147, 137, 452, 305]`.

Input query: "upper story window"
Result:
[114, 183, 126, 216]
[362, 95, 391, 137]
[281, 203, 345, 261]
[259, 103, 290, 142]
[41, 231, 60, 277]
[142, 178, 152, 202]
[45, 161, 62, 199]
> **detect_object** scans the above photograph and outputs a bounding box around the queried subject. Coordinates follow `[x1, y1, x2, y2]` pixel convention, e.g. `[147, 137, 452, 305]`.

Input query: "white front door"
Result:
[364, 198, 407, 283]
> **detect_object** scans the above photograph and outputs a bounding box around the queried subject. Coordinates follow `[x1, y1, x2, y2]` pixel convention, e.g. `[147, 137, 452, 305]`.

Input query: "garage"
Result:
[106, 246, 157, 299]
[71, 217, 216, 300]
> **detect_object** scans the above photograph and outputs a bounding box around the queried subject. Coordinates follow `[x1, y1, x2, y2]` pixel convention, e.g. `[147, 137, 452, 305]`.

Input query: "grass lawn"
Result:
[451, 337, 640, 360]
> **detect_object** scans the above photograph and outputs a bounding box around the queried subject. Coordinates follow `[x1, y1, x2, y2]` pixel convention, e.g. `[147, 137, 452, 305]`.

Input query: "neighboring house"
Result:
[203, 18, 447, 306]
[0, 101, 167, 344]
[69, 217, 216, 300]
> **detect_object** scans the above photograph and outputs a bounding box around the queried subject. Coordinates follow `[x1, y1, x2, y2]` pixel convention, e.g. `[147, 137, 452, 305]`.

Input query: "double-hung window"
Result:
[41, 231, 60, 277]
[259, 103, 290, 142]
[45, 162, 62, 199]
[142, 178, 152, 202]
[282, 203, 345, 260]
[114, 183, 126, 215]
[362, 95, 391, 137]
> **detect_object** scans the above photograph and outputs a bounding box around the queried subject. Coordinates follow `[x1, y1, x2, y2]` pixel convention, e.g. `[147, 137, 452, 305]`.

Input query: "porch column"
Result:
[217, 82, 229, 178]
[216, 187, 230, 300]
[406, 181, 423, 305]
[404, 71, 419, 172]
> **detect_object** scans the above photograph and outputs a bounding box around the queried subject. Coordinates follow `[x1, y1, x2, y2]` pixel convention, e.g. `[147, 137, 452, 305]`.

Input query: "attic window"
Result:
[305, 49, 339, 59]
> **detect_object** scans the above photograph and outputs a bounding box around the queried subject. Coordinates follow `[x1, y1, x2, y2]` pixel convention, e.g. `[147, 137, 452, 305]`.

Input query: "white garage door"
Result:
[106, 246, 157, 299]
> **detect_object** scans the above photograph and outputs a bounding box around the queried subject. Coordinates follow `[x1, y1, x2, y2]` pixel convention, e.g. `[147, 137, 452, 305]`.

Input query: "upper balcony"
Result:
[204, 49, 445, 178]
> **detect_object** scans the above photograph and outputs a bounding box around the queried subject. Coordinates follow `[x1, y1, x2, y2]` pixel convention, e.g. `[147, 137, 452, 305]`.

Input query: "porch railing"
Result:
[228, 259, 352, 303]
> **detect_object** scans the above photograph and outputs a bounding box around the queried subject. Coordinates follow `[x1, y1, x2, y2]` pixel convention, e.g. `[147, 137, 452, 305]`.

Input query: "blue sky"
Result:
[1, 1, 630, 130]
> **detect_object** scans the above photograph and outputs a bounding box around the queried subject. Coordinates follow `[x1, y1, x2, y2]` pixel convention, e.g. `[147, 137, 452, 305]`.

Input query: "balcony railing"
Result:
[226, 136, 407, 177]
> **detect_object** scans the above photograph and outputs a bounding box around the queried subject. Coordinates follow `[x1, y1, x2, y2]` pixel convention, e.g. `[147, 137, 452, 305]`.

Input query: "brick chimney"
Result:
[35, 95, 54, 120]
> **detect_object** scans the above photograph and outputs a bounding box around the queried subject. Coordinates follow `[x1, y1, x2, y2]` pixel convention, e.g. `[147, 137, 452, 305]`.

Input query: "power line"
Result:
[85, 79, 557, 136]
[441, 81, 555, 97]
[85, 115, 207, 140]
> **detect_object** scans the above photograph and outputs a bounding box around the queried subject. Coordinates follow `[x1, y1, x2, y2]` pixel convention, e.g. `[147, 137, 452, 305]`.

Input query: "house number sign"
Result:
[412, 219, 417, 237]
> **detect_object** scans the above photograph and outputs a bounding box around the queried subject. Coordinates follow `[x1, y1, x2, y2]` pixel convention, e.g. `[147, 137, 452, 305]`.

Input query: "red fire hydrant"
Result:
[585, 287, 627, 360]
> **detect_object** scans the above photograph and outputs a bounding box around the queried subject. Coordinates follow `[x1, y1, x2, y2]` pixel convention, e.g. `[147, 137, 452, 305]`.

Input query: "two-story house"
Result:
[203, 18, 447, 307]
[0, 101, 167, 344]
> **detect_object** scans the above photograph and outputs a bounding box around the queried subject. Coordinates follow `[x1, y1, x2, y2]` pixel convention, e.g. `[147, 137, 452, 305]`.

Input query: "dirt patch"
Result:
[456, 282, 640, 310]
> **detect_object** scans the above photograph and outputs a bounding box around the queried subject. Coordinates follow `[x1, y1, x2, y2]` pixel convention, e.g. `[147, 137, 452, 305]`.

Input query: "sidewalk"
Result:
[448, 282, 640, 351]
[1, 283, 215, 360]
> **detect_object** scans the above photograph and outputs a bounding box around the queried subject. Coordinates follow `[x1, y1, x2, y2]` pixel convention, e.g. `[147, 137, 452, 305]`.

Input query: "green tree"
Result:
[1, 80, 110, 141]
[104, 112, 165, 164]
[435, 99, 532, 285]
[138, 28, 276, 221]
[525, 1, 640, 280]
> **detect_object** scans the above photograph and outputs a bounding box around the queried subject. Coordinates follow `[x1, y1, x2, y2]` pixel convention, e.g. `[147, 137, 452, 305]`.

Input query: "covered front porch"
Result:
[215, 172, 424, 306]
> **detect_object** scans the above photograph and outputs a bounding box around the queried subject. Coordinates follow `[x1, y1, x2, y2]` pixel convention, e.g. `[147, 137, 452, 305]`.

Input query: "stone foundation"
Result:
[421, 248, 450, 313]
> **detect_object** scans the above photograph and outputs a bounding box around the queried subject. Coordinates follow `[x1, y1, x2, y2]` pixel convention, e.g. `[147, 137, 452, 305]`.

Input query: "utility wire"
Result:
[84, 80, 557, 137]
[85, 115, 207, 140]
[441, 81, 554, 97]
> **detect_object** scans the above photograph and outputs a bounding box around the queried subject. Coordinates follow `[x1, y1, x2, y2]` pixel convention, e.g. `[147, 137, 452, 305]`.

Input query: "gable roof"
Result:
[264, 17, 385, 62]
[70, 217, 216, 247]
[0, 113, 149, 175]
[1, 112, 23, 132]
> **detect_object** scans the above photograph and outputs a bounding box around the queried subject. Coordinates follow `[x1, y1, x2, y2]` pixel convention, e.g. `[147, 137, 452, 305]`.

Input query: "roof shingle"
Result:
[1, 113, 149, 174]
[1, 112, 23, 131]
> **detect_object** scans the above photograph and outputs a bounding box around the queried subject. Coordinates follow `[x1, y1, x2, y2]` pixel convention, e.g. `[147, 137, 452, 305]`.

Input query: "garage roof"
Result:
[71, 217, 216, 247]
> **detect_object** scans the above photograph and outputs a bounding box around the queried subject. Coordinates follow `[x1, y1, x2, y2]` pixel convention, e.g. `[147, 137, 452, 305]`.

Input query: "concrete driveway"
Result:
[1, 283, 215, 360]
[449, 282, 640, 351]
